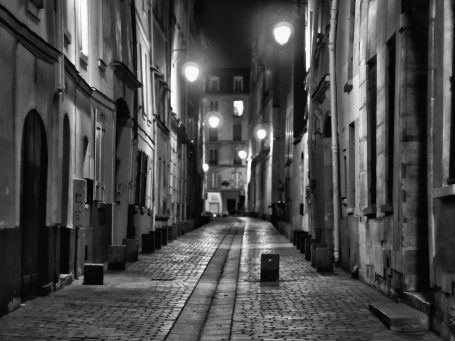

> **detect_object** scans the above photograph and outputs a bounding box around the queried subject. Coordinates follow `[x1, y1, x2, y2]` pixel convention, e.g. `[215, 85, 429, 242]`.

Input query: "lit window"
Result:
[233, 100, 244, 116]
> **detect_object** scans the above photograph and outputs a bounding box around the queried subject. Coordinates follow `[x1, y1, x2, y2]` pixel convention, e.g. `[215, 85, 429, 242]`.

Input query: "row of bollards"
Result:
[83, 226, 179, 285]
[293, 230, 333, 273]
[259, 229, 334, 286]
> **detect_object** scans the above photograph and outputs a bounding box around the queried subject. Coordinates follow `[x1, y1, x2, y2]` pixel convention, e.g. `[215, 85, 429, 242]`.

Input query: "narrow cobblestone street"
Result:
[0, 218, 441, 341]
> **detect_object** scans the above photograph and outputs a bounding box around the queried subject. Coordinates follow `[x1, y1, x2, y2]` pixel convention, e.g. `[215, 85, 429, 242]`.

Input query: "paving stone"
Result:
[0, 218, 442, 341]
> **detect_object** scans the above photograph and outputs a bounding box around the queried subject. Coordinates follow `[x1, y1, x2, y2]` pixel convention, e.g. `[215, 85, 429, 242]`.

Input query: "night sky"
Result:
[196, 0, 261, 68]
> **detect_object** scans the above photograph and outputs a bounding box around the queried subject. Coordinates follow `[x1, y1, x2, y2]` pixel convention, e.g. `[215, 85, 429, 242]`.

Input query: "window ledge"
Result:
[362, 205, 376, 218]
[64, 28, 72, 45]
[27, 1, 42, 21]
[79, 51, 88, 65]
[379, 203, 393, 215]
[98, 59, 107, 72]
[433, 185, 455, 199]
[346, 207, 354, 215]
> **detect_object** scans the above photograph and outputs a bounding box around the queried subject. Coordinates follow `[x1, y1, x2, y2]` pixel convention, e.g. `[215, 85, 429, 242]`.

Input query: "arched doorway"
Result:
[20, 111, 48, 298]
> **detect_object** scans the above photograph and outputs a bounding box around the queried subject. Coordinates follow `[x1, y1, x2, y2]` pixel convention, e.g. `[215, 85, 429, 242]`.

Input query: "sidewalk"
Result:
[0, 217, 442, 341]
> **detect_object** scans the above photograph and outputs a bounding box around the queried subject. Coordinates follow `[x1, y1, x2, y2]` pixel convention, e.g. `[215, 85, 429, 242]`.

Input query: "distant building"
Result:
[202, 68, 249, 215]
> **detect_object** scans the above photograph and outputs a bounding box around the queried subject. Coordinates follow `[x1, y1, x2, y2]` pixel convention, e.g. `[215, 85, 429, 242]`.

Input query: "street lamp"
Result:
[208, 115, 220, 128]
[256, 128, 267, 140]
[238, 150, 248, 160]
[202, 163, 209, 172]
[273, 21, 293, 45]
[183, 61, 200, 82]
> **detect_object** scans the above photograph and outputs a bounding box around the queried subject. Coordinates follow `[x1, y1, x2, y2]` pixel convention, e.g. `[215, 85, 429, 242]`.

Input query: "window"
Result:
[384, 35, 396, 207]
[209, 149, 218, 165]
[344, 0, 355, 93]
[210, 101, 219, 111]
[135, 150, 148, 207]
[208, 127, 218, 141]
[31, 0, 44, 8]
[27, 0, 44, 20]
[233, 100, 244, 116]
[209, 76, 220, 92]
[233, 76, 244, 92]
[233, 124, 242, 141]
[79, 0, 89, 57]
[366, 56, 377, 212]
[348, 122, 356, 210]
[142, 51, 148, 117]
[95, 110, 105, 201]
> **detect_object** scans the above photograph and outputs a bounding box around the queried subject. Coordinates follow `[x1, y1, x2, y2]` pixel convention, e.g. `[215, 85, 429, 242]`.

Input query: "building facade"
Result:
[247, 0, 455, 339]
[202, 68, 249, 216]
[0, 0, 203, 317]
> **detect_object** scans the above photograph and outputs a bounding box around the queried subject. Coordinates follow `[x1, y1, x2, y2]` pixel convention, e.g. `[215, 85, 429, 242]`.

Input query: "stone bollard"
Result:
[300, 233, 309, 254]
[295, 231, 303, 250]
[305, 239, 320, 261]
[260, 254, 279, 284]
[83, 263, 104, 285]
[316, 248, 333, 273]
[171, 224, 178, 240]
[141, 233, 155, 253]
[108, 245, 127, 270]
[154, 229, 162, 249]
[311, 243, 327, 268]
[296, 231, 308, 251]
[165, 226, 173, 242]
[159, 227, 168, 246]
[293, 230, 298, 246]
[123, 238, 138, 262]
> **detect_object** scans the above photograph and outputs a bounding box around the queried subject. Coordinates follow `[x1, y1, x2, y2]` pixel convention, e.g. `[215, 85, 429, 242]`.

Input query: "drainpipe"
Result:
[329, 0, 340, 262]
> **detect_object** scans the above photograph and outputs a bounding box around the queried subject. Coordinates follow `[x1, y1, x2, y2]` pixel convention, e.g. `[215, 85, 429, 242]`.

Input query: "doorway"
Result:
[227, 199, 236, 214]
[60, 116, 70, 274]
[20, 111, 48, 298]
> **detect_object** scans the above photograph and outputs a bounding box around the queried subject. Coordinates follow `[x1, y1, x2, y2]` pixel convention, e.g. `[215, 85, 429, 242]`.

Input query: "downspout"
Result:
[427, 0, 436, 288]
[329, 0, 340, 262]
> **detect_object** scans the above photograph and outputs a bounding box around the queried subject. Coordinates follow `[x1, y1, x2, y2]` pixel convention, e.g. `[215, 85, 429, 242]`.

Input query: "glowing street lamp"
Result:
[183, 61, 200, 82]
[238, 150, 248, 160]
[202, 163, 209, 172]
[208, 115, 220, 128]
[256, 128, 267, 140]
[273, 21, 293, 46]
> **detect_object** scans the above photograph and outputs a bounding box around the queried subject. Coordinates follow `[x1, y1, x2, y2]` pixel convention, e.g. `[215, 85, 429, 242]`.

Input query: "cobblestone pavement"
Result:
[231, 218, 441, 341]
[0, 217, 443, 341]
[0, 220, 234, 341]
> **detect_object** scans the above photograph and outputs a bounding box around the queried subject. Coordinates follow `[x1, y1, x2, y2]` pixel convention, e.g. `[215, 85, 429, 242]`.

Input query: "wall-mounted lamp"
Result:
[207, 115, 220, 128]
[273, 21, 293, 45]
[256, 128, 267, 140]
[182, 61, 200, 82]
[238, 150, 248, 160]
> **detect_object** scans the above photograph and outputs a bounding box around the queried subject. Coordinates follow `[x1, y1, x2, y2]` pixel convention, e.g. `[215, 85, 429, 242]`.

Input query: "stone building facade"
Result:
[202, 68, 249, 216]
[0, 0, 203, 317]
[247, 0, 455, 338]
